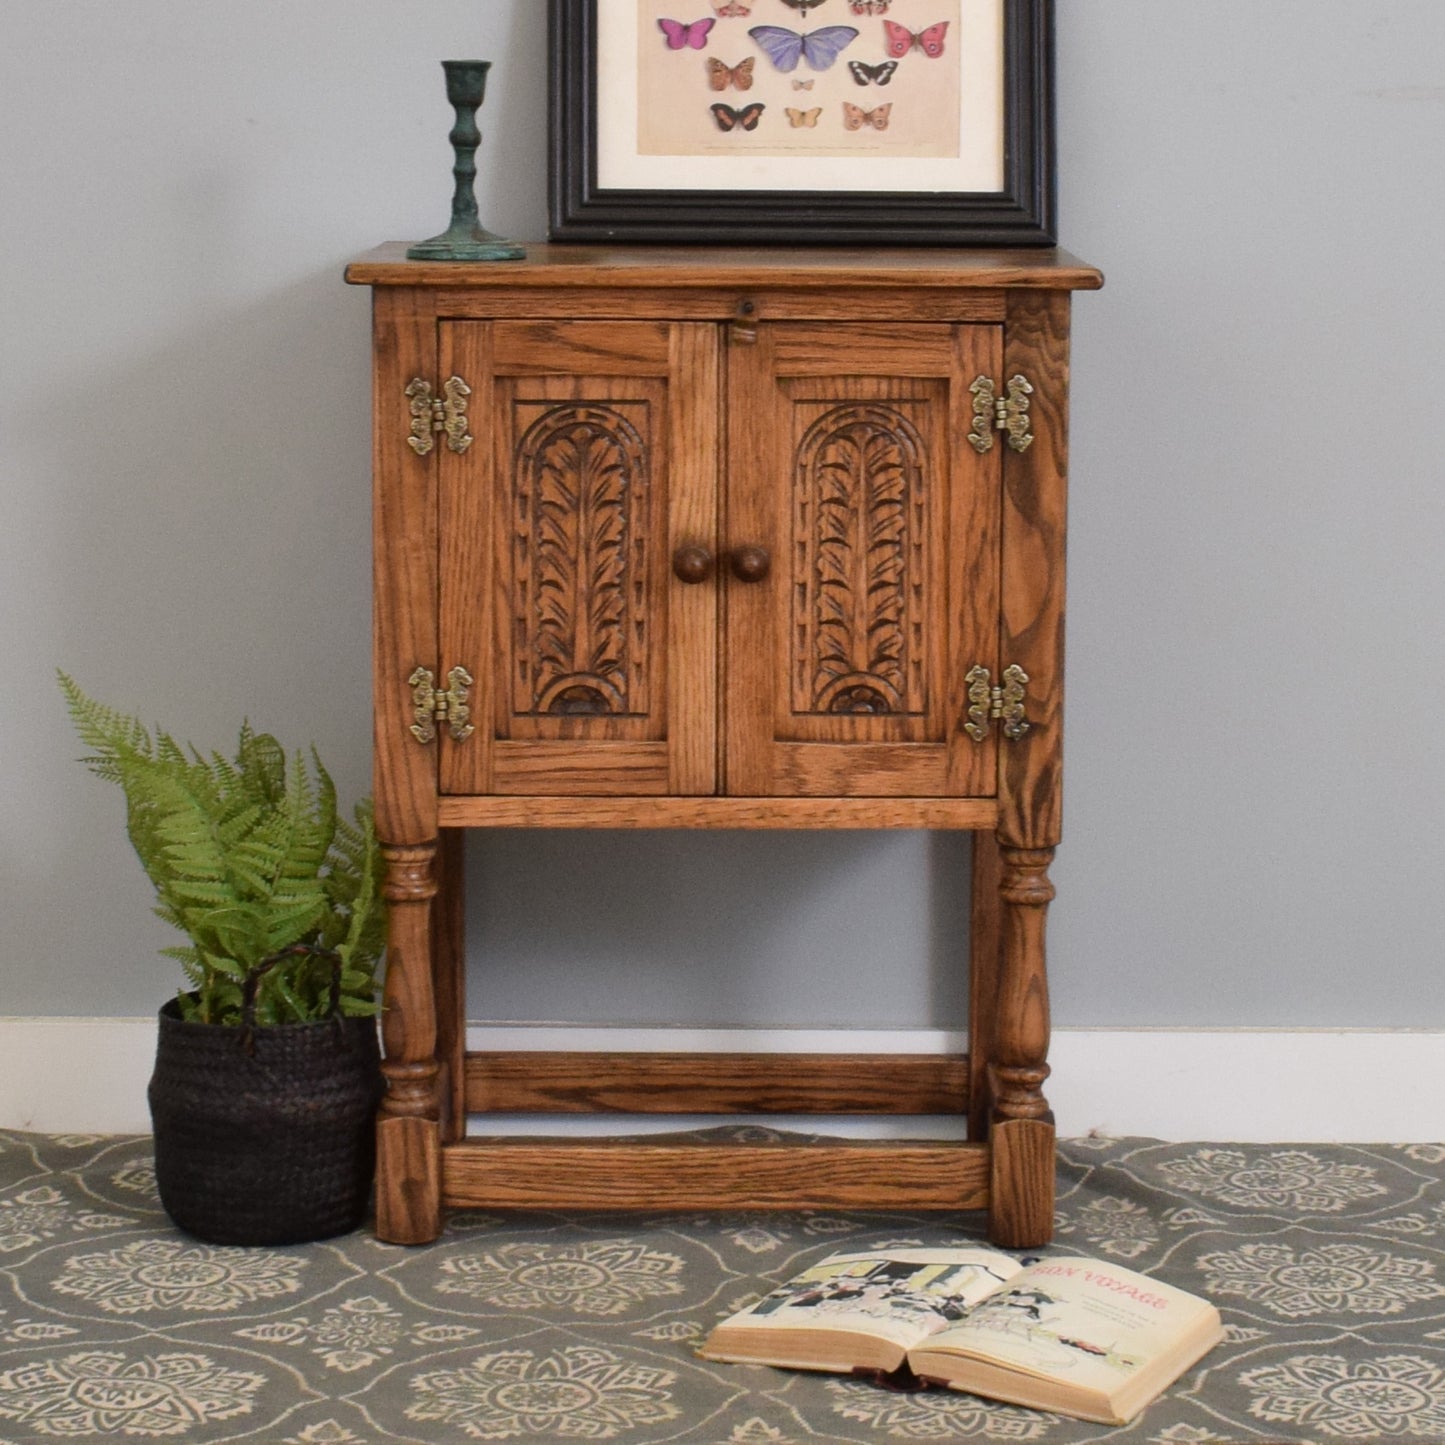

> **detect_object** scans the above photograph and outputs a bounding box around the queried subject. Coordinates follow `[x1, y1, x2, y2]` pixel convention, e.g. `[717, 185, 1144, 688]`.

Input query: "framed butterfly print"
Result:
[548, 0, 1055, 245]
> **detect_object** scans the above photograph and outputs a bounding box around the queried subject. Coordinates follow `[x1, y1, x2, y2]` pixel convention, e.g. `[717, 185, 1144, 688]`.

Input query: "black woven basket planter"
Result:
[148, 998, 384, 1246]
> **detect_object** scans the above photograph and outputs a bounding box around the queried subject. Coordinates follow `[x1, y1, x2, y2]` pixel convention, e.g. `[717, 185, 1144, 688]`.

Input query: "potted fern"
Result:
[60, 674, 386, 1245]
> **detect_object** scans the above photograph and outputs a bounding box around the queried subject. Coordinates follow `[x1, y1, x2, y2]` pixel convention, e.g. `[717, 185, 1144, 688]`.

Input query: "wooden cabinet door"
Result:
[725, 322, 1002, 797]
[439, 320, 719, 796]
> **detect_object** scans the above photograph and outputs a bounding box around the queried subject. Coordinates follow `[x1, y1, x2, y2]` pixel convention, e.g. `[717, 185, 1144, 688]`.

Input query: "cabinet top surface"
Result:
[345, 242, 1103, 292]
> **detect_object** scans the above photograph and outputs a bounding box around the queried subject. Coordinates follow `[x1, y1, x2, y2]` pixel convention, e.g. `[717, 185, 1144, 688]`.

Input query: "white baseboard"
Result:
[3, 1018, 1442, 1142]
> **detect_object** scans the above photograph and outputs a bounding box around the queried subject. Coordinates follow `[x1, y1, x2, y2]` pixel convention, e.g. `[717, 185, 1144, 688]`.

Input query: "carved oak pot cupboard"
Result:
[346, 245, 1102, 1248]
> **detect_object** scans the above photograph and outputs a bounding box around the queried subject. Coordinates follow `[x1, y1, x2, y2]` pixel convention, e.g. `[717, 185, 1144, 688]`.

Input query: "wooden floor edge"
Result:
[440, 1138, 990, 1211]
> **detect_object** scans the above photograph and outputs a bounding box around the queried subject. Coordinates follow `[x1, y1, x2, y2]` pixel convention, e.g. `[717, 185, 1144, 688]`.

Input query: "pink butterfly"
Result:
[713, 0, 752, 14]
[659, 17, 716, 49]
[883, 19, 948, 57]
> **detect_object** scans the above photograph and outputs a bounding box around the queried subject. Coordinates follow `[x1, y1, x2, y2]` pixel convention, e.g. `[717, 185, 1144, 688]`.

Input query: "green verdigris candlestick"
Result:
[408, 60, 524, 262]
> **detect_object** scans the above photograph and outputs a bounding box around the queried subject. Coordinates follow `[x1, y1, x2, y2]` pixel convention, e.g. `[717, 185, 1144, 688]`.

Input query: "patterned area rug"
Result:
[1, 1129, 1443, 1443]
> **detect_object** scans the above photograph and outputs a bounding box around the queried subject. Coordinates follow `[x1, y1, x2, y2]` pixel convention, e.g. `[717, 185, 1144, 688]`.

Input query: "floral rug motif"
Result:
[0, 1130, 1442, 1442]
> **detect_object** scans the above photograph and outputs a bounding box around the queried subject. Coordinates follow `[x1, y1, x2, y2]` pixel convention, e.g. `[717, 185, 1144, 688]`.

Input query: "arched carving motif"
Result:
[792, 403, 928, 717]
[513, 403, 650, 717]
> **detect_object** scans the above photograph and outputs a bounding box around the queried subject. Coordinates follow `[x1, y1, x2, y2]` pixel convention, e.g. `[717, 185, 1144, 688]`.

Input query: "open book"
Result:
[699, 1246, 1224, 1426]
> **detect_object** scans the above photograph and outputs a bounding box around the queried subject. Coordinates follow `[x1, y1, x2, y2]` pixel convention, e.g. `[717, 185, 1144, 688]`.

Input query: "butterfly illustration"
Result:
[842, 101, 891, 130]
[710, 101, 766, 131]
[785, 106, 822, 127]
[712, 0, 751, 13]
[748, 25, 859, 72]
[883, 20, 948, 57]
[791, 79, 815, 89]
[777, 0, 831, 11]
[849, 0, 891, 12]
[847, 59, 898, 85]
[707, 56, 756, 90]
[659, 17, 716, 49]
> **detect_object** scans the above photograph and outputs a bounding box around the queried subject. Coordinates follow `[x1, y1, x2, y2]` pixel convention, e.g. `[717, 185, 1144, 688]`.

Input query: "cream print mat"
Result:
[1, 1129, 1444, 1441]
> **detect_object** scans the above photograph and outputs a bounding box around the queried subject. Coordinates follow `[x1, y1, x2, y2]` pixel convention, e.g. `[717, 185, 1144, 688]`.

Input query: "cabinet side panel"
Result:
[372, 289, 438, 843]
[998, 292, 1071, 848]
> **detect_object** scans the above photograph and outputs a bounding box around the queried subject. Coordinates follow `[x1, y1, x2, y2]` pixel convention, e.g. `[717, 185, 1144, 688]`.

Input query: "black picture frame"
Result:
[548, 0, 1055, 247]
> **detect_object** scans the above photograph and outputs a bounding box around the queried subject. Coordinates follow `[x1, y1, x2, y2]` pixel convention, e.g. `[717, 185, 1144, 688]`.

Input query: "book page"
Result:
[716, 1247, 1023, 1353]
[915, 1258, 1221, 1397]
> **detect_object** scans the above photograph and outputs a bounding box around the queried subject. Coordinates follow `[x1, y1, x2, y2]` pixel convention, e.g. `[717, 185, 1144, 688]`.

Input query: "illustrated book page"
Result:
[699, 1246, 1025, 1373]
[908, 1258, 1225, 1424]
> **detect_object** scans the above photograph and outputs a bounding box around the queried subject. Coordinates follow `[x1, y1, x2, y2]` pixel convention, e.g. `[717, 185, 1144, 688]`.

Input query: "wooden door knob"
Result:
[729, 544, 771, 583]
[671, 544, 715, 584]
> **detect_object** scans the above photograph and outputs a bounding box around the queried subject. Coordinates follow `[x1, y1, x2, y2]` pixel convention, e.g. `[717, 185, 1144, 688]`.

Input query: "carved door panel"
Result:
[725, 323, 1002, 797]
[439, 320, 719, 795]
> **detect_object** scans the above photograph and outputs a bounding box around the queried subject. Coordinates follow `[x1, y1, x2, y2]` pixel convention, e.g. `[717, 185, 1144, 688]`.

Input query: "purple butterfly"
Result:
[659, 17, 716, 49]
[747, 24, 858, 72]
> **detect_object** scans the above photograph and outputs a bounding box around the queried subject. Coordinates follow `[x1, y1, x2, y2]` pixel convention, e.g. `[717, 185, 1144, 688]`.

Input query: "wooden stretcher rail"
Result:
[464, 1051, 970, 1115]
[442, 1139, 991, 1211]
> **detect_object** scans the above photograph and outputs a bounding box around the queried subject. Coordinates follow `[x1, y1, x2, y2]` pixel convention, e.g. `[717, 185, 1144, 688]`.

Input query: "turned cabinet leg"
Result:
[377, 841, 444, 1245]
[433, 829, 467, 1145]
[968, 832, 1003, 1144]
[987, 843, 1056, 1249]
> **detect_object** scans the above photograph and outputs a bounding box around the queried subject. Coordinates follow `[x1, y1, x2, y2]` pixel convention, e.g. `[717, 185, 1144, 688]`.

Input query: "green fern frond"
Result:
[58, 671, 154, 784]
[60, 675, 387, 1026]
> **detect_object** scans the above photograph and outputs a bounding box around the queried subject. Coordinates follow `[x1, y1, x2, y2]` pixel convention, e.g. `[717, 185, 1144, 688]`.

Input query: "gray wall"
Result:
[4, 2, 1442, 1027]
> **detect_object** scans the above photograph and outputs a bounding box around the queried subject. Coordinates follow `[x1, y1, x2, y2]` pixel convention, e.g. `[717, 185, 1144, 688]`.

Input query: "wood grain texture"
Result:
[464, 1052, 969, 1115]
[433, 829, 466, 1144]
[667, 325, 721, 794]
[427, 287, 1008, 324]
[442, 1139, 990, 1211]
[768, 324, 956, 376]
[346, 244, 1104, 293]
[491, 319, 673, 373]
[993, 845, 1054, 1127]
[487, 742, 670, 795]
[721, 321, 776, 794]
[436, 795, 999, 829]
[946, 325, 1005, 797]
[984, 844, 1056, 1247]
[371, 288, 439, 844]
[988, 1116, 1055, 1248]
[968, 830, 1004, 1144]
[998, 290, 1071, 850]
[375, 1115, 442, 1245]
[379, 842, 440, 1121]
[438, 321, 495, 796]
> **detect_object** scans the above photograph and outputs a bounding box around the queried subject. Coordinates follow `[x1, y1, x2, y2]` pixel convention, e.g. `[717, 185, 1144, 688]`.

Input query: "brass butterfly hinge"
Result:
[408, 666, 475, 744]
[964, 664, 1030, 742]
[967, 374, 1035, 454]
[405, 376, 473, 456]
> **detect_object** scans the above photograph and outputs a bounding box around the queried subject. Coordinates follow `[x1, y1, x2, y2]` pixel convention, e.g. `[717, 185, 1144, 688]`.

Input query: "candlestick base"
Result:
[407, 225, 525, 262]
